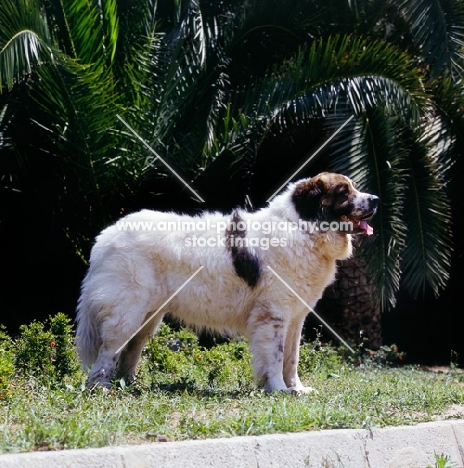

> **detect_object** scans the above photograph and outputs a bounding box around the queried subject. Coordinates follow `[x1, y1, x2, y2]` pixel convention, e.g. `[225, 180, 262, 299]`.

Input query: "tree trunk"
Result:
[312, 241, 383, 350]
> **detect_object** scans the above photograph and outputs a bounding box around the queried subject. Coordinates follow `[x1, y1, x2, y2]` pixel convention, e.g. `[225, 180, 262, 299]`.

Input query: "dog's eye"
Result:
[335, 185, 349, 197]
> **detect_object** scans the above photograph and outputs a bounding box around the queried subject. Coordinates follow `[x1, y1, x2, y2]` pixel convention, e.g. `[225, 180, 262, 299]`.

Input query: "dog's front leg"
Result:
[283, 316, 316, 394]
[247, 307, 289, 392]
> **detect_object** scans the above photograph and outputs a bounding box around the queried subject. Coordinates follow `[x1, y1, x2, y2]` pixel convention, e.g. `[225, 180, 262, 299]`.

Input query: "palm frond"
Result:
[400, 126, 453, 298]
[241, 35, 427, 131]
[432, 77, 464, 178]
[30, 56, 121, 231]
[0, 0, 53, 91]
[58, 0, 118, 67]
[399, 0, 464, 78]
[330, 108, 408, 311]
[328, 103, 454, 306]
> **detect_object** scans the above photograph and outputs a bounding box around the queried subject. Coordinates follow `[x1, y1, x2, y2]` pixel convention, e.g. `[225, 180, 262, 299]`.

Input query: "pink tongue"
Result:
[360, 220, 374, 236]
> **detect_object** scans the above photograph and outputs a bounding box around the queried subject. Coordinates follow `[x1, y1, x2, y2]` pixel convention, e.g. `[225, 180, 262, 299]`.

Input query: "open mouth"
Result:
[341, 212, 375, 236]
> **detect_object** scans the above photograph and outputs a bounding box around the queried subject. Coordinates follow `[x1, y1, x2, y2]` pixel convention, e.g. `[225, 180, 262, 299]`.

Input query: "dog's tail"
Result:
[75, 275, 102, 369]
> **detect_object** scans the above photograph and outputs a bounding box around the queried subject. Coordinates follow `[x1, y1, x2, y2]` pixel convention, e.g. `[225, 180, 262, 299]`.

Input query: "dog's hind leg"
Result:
[87, 297, 160, 388]
[117, 313, 164, 384]
[87, 337, 122, 388]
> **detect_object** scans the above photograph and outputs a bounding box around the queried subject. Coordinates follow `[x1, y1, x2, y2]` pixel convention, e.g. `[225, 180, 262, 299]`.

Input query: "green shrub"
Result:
[14, 321, 54, 378]
[48, 313, 79, 380]
[196, 340, 252, 389]
[142, 324, 252, 391]
[0, 325, 14, 398]
[13, 313, 79, 383]
[363, 344, 406, 367]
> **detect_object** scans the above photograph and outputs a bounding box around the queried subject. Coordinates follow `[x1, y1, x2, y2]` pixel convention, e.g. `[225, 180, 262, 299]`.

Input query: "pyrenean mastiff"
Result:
[75, 172, 378, 393]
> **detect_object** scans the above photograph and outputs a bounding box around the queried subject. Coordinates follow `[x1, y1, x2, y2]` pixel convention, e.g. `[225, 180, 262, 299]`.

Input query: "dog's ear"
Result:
[291, 178, 323, 221]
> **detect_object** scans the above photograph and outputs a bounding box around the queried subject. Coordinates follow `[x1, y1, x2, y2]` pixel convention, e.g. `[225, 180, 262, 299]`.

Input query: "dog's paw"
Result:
[287, 386, 318, 396]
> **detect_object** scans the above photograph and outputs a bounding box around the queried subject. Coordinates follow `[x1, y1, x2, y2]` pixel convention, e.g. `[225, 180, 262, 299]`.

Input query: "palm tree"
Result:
[1, 0, 462, 355]
[314, 0, 464, 348]
[0, 0, 156, 325]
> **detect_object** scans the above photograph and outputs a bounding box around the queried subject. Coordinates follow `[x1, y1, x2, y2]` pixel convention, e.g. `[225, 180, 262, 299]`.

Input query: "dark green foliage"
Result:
[400, 0, 464, 79]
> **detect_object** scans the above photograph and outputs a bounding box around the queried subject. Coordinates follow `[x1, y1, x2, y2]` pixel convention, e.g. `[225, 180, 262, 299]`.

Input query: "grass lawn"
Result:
[0, 315, 463, 454]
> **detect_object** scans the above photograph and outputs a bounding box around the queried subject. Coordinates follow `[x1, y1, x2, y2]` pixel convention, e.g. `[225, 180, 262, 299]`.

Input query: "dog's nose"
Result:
[369, 195, 380, 210]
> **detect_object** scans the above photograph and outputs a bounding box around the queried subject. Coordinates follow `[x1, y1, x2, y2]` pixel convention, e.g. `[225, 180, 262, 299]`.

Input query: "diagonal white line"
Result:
[116, 114, 205, 203]
[266, 115, 355, 202]
[115, 266, 204, 355]
[267, 265, 355, 354]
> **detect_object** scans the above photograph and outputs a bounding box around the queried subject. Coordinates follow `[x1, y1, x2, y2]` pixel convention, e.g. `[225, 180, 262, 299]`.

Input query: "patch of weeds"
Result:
[450, 350, 460, 370]
[298, 328, 345, 381]
[299, 340, 344, 379]
[427, 453, 460, 468]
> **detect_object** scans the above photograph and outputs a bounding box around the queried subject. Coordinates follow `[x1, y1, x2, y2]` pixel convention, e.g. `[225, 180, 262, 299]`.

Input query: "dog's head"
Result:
[291, 172, 379, 235]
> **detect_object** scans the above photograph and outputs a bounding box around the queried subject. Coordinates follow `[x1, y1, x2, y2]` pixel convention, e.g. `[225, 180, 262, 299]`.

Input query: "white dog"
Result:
[75, 172, 378, 393]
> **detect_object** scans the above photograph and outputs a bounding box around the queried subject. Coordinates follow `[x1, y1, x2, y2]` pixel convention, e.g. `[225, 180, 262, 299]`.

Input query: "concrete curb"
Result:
[1, 420, 463, 468]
